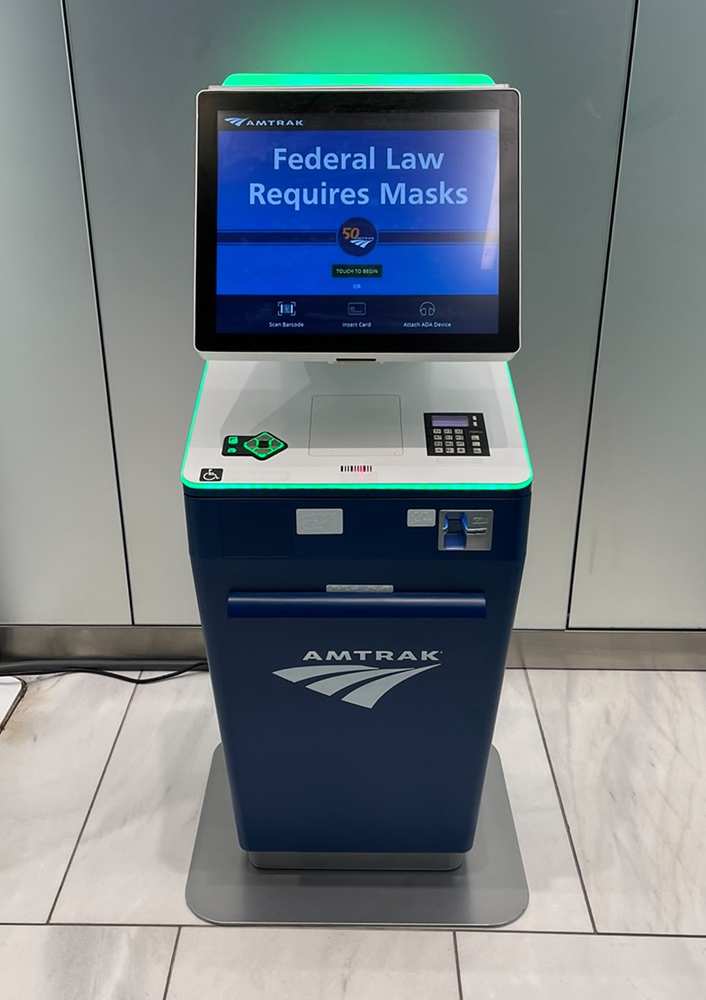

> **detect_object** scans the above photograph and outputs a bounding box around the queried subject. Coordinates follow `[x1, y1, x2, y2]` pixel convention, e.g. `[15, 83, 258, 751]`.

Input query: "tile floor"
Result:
[1, 667, 705, 998]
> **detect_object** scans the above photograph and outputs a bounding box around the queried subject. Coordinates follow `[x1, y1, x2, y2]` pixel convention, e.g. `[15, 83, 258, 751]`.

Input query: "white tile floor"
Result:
[1, 667, 705, 998]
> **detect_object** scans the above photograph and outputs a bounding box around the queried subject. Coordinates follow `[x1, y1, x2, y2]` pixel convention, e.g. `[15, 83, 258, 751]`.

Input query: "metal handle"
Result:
[227, 592, 486, 619]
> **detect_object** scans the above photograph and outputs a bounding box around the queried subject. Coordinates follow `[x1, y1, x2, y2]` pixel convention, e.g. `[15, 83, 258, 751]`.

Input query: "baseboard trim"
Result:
[1, 625, 705, 671]
[0, 626, 206, 662]
[509, 629, 706, 670]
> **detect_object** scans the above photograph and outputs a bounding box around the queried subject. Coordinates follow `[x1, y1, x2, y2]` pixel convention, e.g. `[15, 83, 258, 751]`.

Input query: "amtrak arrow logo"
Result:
[273, 653, 440, 709]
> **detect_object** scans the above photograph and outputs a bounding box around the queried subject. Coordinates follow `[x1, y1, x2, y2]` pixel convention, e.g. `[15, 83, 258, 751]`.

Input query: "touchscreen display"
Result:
[215, 110, 500, 337]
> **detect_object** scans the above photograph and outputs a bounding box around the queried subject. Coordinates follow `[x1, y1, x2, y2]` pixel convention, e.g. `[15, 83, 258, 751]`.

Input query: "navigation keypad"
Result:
[222, 431, 288, 461]
[424, 413, 490, 457]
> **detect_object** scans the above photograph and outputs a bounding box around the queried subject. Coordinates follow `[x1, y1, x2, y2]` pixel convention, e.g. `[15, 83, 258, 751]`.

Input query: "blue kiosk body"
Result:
[184, 77, 531, 873]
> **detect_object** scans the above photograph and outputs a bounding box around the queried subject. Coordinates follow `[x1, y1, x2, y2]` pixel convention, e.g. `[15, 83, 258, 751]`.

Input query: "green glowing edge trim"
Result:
[507, 360, 533, 485]
[181, 360, 209, 486]
[181, 362, 532, 492]
[221, 73, 496, 88]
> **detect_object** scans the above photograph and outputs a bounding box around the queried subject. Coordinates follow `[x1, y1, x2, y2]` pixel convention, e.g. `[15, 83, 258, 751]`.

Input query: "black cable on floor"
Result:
[0, 659, 208, 684]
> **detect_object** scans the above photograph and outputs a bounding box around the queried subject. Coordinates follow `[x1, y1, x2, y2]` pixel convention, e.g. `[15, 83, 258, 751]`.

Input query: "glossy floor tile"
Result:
[167, 928, 458, 1000]
[52, 673, 219, 924]
[456, 930, 706, 999]
[52, 670, 587, 930]
[529, 669, 706, 934]
[0, 674, 134, 922]
[493, 670, 591, 931]
[0, 667, 703, 999]
[0, 925, 176, 1000]
[0, 676, 24, 728]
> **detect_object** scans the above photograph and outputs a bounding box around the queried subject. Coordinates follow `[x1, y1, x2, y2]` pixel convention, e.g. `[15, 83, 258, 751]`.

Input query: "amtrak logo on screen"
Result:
[224, 117, 305, 128]
[273, 649, 441, 709]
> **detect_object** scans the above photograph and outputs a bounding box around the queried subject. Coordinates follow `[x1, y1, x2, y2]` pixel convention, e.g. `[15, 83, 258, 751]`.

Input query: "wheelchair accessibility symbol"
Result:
[199, 468, 223, 482]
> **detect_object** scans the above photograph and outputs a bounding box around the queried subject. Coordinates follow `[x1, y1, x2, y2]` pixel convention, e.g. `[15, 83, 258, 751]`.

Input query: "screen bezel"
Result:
[195, 87, 520, 360]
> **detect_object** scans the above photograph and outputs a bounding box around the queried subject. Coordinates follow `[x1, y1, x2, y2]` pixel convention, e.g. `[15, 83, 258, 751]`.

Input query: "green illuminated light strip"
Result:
[505, 360, 533, 484]
[181, 362, 532, 492]
[184, 480, 531, 491]
[181, 361, 209, 485]
[221, 73, 495, 88]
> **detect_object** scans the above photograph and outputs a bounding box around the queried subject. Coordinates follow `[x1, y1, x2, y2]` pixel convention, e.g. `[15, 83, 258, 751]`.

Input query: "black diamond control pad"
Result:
[222, 432, 288, 461]
[424, 413, 490, 457]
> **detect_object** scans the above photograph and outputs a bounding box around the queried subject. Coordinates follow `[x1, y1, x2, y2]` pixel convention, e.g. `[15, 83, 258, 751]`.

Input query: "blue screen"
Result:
[215, 111, 499, 336]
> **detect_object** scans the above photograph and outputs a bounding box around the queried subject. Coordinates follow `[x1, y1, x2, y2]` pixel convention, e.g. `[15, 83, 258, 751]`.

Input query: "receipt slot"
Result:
[183, 75, 531, 927]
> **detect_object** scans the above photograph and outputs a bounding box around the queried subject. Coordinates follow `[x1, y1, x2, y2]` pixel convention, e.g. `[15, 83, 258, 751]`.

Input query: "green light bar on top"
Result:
[221, 73, 495, 88]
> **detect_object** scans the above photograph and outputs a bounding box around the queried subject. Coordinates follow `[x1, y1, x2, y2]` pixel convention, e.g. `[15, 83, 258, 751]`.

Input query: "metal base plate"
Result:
[186, 745, 529, 927]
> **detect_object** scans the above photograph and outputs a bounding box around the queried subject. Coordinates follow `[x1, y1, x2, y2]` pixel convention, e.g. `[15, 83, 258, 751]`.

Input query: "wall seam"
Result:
[59, 0, 135, 624]
[566, 0, 642, 628]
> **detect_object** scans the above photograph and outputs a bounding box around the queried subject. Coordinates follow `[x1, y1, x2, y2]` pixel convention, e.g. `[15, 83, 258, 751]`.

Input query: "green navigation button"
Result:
[243, 431, 288, 461]
[222, 434, 247, 456]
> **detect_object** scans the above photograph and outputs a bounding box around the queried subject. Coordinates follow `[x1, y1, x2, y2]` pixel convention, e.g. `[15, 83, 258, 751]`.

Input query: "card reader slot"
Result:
[439, 509, 494, 552]
[227, 592, 486, 619]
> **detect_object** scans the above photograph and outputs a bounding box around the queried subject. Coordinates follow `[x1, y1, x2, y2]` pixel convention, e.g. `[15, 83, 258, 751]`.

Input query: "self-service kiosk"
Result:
[183, 75, 532, 926]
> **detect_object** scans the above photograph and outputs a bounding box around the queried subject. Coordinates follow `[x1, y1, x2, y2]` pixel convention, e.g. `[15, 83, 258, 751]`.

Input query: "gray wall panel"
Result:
[0, 1, 130, 623]
[571, 0, 706, 627]
[65, 0, 633, 625]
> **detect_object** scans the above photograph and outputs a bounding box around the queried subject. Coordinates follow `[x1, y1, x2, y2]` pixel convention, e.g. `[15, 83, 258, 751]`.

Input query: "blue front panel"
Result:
[185, 489, 530, 854]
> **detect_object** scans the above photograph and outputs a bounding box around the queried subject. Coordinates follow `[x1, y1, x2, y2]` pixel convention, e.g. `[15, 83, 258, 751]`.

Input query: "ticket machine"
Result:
[183, 75, 531, 923]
